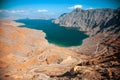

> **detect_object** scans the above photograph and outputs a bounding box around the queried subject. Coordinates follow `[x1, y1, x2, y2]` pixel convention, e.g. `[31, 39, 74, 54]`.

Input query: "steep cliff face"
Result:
[53, 8, 120, 36]
[54, 8, 120, 56]
[54, 8, 120, 55]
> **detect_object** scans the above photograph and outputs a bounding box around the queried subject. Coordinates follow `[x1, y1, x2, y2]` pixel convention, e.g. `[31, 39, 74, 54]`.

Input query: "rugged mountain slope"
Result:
[53, 7, 120, 55]
[53, 8, 120, 79]
[0, 7, 120, 79]
[53, 8, 120, 36]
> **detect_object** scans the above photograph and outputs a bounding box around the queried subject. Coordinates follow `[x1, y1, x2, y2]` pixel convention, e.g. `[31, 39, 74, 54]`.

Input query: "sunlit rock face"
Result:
[54, 8, 120, 56]
[53, 8, 120, 36]
[0, 20, 83, 80]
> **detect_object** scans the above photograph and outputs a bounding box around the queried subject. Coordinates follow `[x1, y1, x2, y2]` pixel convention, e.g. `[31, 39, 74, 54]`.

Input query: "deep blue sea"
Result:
[15, 19, 88, 47]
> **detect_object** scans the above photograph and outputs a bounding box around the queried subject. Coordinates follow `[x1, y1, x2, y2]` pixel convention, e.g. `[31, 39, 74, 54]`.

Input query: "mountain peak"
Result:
[73, 8, 83, 12]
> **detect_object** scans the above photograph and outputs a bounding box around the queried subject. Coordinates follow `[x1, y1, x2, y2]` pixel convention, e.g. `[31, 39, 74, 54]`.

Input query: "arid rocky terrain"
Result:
[53, 8, 120, 80]
[0, 8, 120, 80]
[0, 20, 86, 80]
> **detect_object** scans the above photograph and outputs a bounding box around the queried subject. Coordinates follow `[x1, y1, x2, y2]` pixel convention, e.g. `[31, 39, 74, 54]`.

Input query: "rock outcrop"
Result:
[53, 8, 120, 36]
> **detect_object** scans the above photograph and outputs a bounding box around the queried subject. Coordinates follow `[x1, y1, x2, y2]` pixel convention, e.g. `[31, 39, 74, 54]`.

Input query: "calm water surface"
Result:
[15, 19, 88, 47]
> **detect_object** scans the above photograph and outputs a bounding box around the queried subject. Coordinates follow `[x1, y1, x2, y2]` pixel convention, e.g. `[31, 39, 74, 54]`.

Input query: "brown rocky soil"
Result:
[0, 20, 120, 80]
[0, 20, 86, 80]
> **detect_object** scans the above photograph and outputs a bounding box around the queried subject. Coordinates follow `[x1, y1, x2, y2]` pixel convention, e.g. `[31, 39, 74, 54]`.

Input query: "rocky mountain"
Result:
[53, 8, 120, 80]
[53, 8, 120, 36]
[53, 7, 120, 55]
[0, 7, 120, 79]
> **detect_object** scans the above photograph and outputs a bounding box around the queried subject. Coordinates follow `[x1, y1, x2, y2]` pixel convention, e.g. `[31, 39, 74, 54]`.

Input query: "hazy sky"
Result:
[0, 0, 120, 19]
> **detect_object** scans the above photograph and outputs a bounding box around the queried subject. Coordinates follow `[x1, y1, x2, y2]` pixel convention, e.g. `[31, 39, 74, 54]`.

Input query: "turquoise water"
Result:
[15, 19, 88, 47]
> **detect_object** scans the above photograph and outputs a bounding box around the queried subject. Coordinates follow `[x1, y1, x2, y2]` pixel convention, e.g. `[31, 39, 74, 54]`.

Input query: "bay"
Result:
[15, 19, 88, 47]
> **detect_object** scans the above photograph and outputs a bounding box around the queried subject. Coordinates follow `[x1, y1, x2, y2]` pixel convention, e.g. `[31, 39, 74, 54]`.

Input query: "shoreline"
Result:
[15, 19, 88, 48]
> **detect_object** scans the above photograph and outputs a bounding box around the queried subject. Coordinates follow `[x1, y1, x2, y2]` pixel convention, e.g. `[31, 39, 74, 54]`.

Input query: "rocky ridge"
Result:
[53, 7, 120, 56]
[52, 8, 120, 79]
[53, 8, 120, 36]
